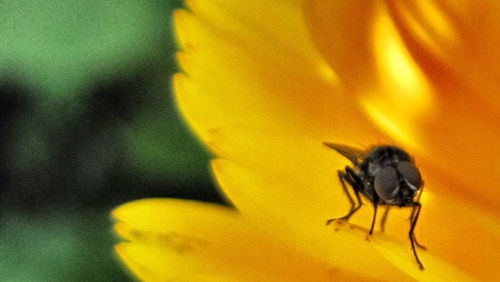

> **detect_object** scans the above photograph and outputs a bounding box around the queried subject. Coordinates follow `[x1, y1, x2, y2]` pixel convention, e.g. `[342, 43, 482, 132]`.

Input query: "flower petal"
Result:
[211, 159, 475, 281]
[302, 0, 378, 91]
[113, 199, 377, 281]
[304, 1, 434, 151]
[211, 157, 342, 222]
[382, 1, 500, 214]
[304, 0, 500, 213]
[371, 233, 474, 281]
[414, 179, 500, 280]
[165, 0, 496, 280]
[173, 2, 382, 154]
[388, 0, 500, 112]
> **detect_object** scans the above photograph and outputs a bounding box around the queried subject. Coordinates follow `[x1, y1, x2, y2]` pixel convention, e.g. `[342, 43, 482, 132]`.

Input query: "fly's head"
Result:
[374, 161, 423, 206]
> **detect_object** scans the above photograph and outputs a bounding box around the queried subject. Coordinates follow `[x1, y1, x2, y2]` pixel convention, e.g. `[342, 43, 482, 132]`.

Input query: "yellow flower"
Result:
[113, 0, 500, 280]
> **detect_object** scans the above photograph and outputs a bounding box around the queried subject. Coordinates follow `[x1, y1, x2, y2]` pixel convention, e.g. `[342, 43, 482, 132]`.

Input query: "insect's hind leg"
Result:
[326, 169, 363, 225]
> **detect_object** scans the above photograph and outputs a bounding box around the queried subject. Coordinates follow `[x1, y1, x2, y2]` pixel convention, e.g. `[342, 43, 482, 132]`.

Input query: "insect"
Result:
[324, 143, 426, 270]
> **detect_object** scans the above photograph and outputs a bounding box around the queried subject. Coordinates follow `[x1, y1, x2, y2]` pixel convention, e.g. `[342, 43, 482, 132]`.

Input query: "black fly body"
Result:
[324, 143, 426, 270]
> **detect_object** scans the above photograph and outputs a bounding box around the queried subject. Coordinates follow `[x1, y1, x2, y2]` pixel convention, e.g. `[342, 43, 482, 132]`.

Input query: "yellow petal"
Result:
[304, 0, 500, 214]
[113, 199, 477, 281]
[113, 199, 378, 281]
[115, 243, 211, 281]
[211, 159, 474, 281]
[122, 0, 499, 280]
[389, 0, 500, 112]
[211, 157, 341, 222]
[304, 1, 434, 152]
[173, 4, 382, 155]
[415, 177, 500, 280]
[116, 241, 378, 282]
[302, 0, 378, 91]
[371, 233, 474, 281]
[384, 1, 500, 213]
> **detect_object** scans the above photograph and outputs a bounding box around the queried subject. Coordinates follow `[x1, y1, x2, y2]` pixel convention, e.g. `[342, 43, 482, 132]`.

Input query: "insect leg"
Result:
[410, 205, 426, 250]
[343, 167, 364, 218]
[344, 166, 363, 210]
[338, 170, 355, 211]
[369, 201, 378, 235]
[326, 169, 363, 225]
[380, 206, 390, 232]
[345, 167, 379, 236]
[410, 186, 426, 249]
[409, 202, 424, 270]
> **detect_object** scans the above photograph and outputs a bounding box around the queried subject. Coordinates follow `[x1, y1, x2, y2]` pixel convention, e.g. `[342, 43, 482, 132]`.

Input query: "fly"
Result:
[324, 143, 426, 270]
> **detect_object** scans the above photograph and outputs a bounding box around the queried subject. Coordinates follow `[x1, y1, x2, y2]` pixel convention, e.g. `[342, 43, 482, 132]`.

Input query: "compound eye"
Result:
[374, 166, 398, 201]
[397, 161, 422, 188]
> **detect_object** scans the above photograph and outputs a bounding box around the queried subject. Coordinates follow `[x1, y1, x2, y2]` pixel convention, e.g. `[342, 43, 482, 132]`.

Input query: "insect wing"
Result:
[323, 142, 366, 165]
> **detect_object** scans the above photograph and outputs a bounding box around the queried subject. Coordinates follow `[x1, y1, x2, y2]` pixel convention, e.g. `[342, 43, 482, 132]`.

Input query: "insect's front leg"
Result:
[380, 206, 390, 232]
[409, 202, 424, 270]
[369, 200, 378, 235]
[410, 186, 426, 249]
[410, 205, 426, 250]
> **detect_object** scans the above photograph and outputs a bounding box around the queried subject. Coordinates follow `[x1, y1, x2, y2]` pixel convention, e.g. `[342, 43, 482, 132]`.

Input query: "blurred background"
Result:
[0, 1, 222, 280]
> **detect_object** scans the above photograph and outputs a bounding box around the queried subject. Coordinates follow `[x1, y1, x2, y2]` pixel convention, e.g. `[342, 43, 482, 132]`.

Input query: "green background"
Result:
[0, 1, 221, 280]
